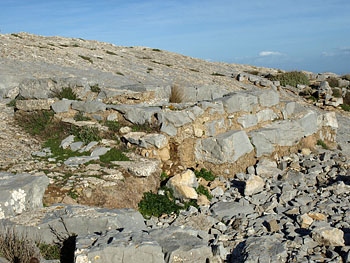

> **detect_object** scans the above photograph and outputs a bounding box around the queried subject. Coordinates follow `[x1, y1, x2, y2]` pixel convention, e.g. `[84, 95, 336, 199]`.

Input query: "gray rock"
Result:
[110, 105, 161, 125]
[236, 235, 288, 263]
[220, 92, 258, 113]
[149, 226, 214, 263]
[311, 226, 345, 247]
[256, 108, 278, 123]
[18, 78, 56, 99]
[51, 99, 72, 113]
[113, 159, 160, 177]
[195, 130, 254, 164]
[237, 114, 258, 128]
[2, 205, 147, 244]
[15, 99, 55, 111]
[251, 88, 280, 107]
[91, 147, 110, 157]
[75, 230, 165, 263]
[210, 199, 255, 220]
[0, 172, 49, 219]
[64, 156, 99, 166]
[249, 120, 305, 157]
[298, 110, 318, 136]
[72, 100, 106, 113]
[123, 132, 168, 149]
[70, 141, 84, 151]
[60, 135, 75, 149]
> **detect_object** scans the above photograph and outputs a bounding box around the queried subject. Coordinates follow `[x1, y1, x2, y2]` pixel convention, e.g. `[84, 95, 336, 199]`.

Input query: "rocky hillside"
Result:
[0, 32, 350, 262]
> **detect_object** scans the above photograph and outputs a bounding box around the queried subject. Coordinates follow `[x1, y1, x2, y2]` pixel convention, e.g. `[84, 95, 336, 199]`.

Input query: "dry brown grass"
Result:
[0, 227, 40, 263]
[169, 84, 184, 103]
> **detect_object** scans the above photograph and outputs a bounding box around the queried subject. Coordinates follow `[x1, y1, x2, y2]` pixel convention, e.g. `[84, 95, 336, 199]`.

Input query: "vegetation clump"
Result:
[0, 228, 40, 263]
[99, 147, 130, 162]
[138, 188, 181, 218]
[194, 168, 216, 181]
[268, 71, 309, 87]
[317, 139, 328, 150]
[196, 184, 212, 200]
[90, 84, 101, 93]
[169, 84, 184, 103]
[15, 110, 55, 136]
[71, 126, 101, 144]
[53, 87, 78, 100]
[73, 111, 91, 121]
[78, 55, 93, 63]
[327, 77, 339, 88]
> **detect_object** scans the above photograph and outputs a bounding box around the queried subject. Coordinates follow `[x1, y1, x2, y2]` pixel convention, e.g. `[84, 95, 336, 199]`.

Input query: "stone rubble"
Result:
[0, 32, 350, 262]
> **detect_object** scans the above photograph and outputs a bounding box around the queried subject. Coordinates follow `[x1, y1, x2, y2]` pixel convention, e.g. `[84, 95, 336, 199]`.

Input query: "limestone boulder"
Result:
[195, 130, 254, 164]
[0, 172, 49, 219]
[166, 170, 198, 200]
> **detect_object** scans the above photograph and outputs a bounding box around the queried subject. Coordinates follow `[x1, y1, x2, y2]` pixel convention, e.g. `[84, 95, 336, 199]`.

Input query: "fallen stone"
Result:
[235, 235, 288, 263]
[166, 170, 198, 200]
[312, 226, 345, 247]
[244, 175, 264, 196]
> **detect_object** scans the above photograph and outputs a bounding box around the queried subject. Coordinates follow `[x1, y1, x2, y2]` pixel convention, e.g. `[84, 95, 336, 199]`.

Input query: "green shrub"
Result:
[196, 185, 212, 200]
[71, 126, 101, 144]
[343, 92, 350, 105]
[131, 122, 159, 133]
[268, 71, 309, 87]
[138, 188, 181, 218]
[15, 110, 54, 136]
[99, 147, 130, 162]
[104, 120, 121, 132]
[194, 168, 216, 181]
[331, 88, 342, 98]
[341, 103, 350, 111]
[90, 84, 101, 93]
[54, 87, 78, 100]
[327, 77, 339, 88]
[15, 110, 72, 140]
[39, 243, 60, 260]
[73, 111, 91, 121]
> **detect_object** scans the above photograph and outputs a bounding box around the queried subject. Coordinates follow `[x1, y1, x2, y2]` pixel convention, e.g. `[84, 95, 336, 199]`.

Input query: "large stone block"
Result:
[75, 231, 165, 263]
[220, 92, 258, 113]
[0, 172, 49, 219]
[298, 110, 318, 136]
[109, 105, 161, 125]
[195, 130, 254, 164]
[250, 88, 280, 107]
[72, 100, 106, 113]
[250, 121, 305, 157]
[16, 99, 55, 111]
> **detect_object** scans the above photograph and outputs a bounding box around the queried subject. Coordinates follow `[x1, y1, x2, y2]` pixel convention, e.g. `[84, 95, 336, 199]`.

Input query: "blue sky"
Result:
[1, 0, 349, 74]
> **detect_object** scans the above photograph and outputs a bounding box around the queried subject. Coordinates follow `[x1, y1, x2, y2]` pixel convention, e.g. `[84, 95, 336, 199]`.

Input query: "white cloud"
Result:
[259, 51, 282, 57]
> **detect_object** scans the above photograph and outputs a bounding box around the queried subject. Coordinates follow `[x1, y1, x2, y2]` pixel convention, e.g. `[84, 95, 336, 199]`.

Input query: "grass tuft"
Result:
[169, 84, 184, 103]
[53, 87, 78, 100]
[268, 71, 309, 87]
